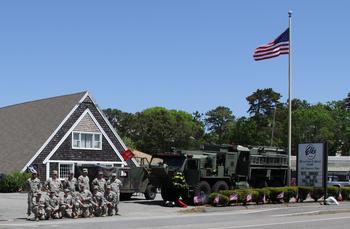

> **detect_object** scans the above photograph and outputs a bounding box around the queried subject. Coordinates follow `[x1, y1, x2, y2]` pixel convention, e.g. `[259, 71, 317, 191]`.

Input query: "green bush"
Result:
[220, 189, 243, 203]
[0, 172, 31, 193]
[298, 187, 312, 202]
[327, 186, 340, 198]
[310, 187, 323, 201]
[340, 187, 350, 200]
[267, 187, 285, 203]
[208, 193, 229, 207]
[283, 187, 298, 203]
[253, 188, 270, 204]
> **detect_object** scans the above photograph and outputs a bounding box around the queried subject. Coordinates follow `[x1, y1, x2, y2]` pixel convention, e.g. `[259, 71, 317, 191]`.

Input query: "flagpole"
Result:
[287, 11, 292, 186]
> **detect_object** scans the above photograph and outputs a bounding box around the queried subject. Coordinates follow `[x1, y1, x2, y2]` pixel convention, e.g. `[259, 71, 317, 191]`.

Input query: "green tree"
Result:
[204, 106, 235, 144]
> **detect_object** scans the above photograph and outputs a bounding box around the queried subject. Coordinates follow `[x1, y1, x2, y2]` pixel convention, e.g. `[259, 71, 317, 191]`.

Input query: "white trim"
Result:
[46, 163, 50, 181]
[21, 92, 89, 172]
[72, 131, 102, 150]
[88, 93, 140, 167]
[58, 162, 75, 180]
[43, 109, 127, 165]
[48, 160, 123, 166]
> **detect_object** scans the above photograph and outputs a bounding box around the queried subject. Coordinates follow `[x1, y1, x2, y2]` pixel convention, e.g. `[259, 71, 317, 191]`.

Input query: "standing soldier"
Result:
[92, 171, 106, 193]
[104, 185, 117, 216]
[59, 189, 75, 218]
[31, 191, 46, 221]
[78, 168, 90, 191]
[107, 173, 123, 204]
[26, 170, 42, 219]
[45, 170, 62, 195]
[63, 170, 77, 192]
[46, 190, 61, 219]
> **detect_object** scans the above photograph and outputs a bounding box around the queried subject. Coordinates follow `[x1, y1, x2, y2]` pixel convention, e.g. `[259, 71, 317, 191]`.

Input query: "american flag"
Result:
[253, 28, 289, 61]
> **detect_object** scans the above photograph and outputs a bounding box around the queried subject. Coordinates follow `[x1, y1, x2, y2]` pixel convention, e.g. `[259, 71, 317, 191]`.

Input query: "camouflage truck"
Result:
[148, 144, 288, 203]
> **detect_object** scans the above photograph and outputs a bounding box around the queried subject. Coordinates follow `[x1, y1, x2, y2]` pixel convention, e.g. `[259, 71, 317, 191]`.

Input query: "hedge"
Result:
[208, 193, 230, 207]
[209, 186, 349, 207]
[0, 172, 31, 193]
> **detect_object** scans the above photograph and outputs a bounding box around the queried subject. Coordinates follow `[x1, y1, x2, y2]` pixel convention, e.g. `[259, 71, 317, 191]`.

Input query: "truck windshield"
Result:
[157, 157, 185, 168]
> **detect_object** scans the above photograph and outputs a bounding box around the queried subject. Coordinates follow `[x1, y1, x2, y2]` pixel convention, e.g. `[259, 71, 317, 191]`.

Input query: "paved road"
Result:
[1, 193, 350, 228]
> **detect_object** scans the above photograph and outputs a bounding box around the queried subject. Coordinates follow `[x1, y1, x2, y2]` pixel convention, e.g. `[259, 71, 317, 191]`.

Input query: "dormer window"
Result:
[72, 132, 102, 150]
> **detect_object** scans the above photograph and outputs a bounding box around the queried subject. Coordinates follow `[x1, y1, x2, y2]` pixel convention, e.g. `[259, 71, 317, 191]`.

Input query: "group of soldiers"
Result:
[26, 168, 122, 221]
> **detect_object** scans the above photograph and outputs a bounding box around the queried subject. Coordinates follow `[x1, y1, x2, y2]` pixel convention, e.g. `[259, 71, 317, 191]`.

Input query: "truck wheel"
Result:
[161, 186, 180, 201]
[212, 181, 229, 192]
[194, 181, 211, 204]
[144, 184, 157, 200]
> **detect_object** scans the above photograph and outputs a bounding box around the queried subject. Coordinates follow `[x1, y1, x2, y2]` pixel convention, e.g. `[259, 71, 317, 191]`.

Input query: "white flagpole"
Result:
[287, 11, 292, 185]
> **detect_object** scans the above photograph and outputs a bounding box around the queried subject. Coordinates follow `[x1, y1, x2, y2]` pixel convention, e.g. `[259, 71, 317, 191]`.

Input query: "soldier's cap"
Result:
[64, 189, 70, 192]
[82, 168, 88, 172]
[112, 173, 117, 176]
[31, 170, 38, 174]
[69, 170, 74, 174]
[35, 191, 42, 195]
[93, 186, 99, 190]
[98, 171, 103, 175]
[52, 170, 58, 175]
[49, 190, 55, 193]
[106, 185, 111, 189]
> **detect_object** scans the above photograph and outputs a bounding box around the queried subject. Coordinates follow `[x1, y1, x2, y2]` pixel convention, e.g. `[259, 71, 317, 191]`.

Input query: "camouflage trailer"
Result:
[148, 145, 288, 203]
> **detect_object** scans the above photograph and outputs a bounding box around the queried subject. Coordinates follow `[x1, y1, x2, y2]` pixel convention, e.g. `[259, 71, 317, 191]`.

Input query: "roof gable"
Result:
[0, 91, 87, 174]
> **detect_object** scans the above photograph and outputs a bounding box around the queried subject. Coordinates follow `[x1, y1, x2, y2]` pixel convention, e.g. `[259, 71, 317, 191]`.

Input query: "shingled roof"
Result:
[0, 91, 87, 174]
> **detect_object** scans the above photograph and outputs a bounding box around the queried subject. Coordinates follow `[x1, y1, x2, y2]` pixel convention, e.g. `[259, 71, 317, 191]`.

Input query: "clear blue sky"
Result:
[1, 1, 349, 117]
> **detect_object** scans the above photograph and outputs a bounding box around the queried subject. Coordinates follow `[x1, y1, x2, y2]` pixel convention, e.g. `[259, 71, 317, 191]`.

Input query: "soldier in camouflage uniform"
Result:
[45, 170, 62, 196]
[59, 189, 75, 218]
[107, 173, 122, 204]
[104, 185, 118, 216]
[46, 190, 61, 219]
[63, 170, 77, 192]
[26, 170, 42, 218]
[91, 186, 107, 217]
[76, 184, 93, 218]
[31, 191, 46, 221]
[92, 171, 106, 193]
[78, 168, 90, 191]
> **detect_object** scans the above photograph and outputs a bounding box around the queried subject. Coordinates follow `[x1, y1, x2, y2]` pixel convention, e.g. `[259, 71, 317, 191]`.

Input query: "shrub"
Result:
[340, 187, 350, 200]
[327, 186, 340, 198]
[298, 187, 312, 202]
[0, 172, 31, 193]
[283, 187, 298, 203]
[267, 187, 285, 203]
[310, 187, 323, 201]
[208, 193, 229, 207]
[220, 189, 244, 204]
[253, 188, 270, 204]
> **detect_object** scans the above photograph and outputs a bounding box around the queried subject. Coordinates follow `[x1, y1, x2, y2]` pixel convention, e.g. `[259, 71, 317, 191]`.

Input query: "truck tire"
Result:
[144, 184, 157, 200]
[161, 186, 180, 201]
[194, 181, 211, 204]
[212, 181, 229, 192]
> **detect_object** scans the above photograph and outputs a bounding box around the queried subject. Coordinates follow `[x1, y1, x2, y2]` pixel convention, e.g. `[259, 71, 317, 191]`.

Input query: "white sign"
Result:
[297, 143, 325, 187]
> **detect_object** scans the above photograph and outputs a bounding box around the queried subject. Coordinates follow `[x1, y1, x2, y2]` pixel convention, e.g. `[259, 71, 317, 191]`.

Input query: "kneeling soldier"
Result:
[59, 189, 75, 218]
[76, 184, 93, 218]
[92, 186, 107, 217]
[104, 185, 118, 216]
[46, 190, 61, 219]
[31, 191, 46, 221]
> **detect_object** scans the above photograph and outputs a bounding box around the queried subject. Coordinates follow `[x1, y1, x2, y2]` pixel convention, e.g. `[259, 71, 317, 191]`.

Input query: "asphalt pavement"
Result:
[1, 193, 350, 229]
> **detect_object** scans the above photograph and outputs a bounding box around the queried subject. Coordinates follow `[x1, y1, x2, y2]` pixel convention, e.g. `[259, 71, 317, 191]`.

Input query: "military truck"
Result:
[148, 144, 288, 203]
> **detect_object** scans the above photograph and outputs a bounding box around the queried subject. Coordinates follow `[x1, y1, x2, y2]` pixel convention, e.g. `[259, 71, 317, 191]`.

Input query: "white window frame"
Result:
[58, 163, 75, 180]
[71, 131, 102, 150]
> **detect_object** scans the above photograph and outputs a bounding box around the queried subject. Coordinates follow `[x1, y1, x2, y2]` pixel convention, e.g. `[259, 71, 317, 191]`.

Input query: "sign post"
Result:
[297, 143, 328, 202]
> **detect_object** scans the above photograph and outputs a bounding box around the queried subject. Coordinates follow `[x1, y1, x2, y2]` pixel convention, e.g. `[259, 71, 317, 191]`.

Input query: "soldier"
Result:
[104, 185, 118, 216]
[59, 189, 75, 218]
[107, 173, 122, 203]
[31, 191, 46, 221]
[78, 168, 90, 191]
[92, 171, 106, 192]
[26, 170, 42, 219]
[63, 170, 77, 192]
[46, 190, 61, 219]
[45, 170, 62, 195]
[76, 184, 93, 218]
[91, 186, 107, 217]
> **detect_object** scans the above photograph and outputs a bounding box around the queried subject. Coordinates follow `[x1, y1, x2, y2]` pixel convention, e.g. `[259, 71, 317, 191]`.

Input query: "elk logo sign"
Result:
[297, 143, 327, 188]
